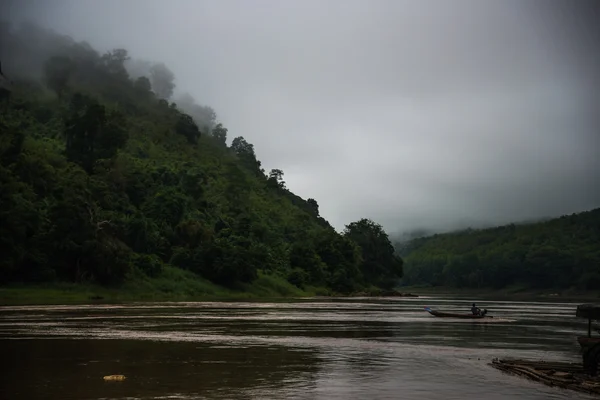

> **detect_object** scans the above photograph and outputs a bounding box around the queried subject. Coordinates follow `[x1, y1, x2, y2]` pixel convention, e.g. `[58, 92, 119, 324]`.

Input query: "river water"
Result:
[0, 296, 595, 400]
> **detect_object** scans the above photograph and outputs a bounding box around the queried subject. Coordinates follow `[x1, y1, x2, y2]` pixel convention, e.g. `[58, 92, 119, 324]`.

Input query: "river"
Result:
[0, 296, 595, 399]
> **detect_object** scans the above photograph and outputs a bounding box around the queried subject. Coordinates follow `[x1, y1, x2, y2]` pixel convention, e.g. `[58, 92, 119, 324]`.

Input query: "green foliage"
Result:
[230, 136, 263, 176]
[198, 233, 264, 285]
[64, 93, 129, 172]
[307, 198, 319, 216]
[211, 123, 227, 146]
[43, 55, 74, 96]
[399, 209, 600, 290]
[132, 253, 164, 277]
[344, 218, 404, 289]
[133, 76, 152, 95]
[289, 242, 326, 284]
[175, 113, 201, 144]
[267, 168, 286, 189]
[315, 232, 363, 292]
[287, 268, 309, 289]
[0, 21, 401, 295]
[101, 49, 130, 80]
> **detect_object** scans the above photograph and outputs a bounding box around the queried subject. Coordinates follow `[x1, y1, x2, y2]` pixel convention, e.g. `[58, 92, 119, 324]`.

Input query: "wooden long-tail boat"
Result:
[424, 307, 492, 319]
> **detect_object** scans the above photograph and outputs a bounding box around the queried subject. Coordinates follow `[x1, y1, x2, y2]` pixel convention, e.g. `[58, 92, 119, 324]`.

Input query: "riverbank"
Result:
[0, 267, 330, 306]
[2, 270, 598, 306]
[399, 285, 600, 302]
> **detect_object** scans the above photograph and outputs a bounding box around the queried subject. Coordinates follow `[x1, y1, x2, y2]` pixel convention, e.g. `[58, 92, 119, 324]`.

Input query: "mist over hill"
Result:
[0, 21, 402, 295]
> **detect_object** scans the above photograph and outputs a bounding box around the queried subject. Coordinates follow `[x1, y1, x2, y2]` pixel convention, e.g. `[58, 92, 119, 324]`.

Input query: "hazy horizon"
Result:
[2, 0, 599, 235]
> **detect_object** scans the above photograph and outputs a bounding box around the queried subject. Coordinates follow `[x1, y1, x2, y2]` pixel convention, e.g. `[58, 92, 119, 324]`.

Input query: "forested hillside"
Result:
[0, 21, 403, 296]
[397, 208, 600, 290]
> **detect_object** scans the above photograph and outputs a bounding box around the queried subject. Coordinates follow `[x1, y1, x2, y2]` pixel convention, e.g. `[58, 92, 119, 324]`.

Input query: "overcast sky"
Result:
[4, 0, 600, 234]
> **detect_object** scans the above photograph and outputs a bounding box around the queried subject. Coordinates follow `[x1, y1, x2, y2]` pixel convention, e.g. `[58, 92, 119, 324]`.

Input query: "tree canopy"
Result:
[397, 208, 600, 290]
[344, 219, 403, 289]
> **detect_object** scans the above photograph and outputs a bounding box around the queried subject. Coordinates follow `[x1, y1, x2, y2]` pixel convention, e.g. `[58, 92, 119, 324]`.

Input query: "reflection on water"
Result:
[0, 297, 594, 400]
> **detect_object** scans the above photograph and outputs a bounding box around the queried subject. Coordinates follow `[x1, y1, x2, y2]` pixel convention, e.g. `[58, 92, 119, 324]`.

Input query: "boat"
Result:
[488, 303, 600, 395]
[576, 303, 600, 375]
[424, 307, 492, 319]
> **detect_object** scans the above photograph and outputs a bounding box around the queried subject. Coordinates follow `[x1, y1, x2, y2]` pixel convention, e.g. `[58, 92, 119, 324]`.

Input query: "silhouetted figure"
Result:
[471, 303, 481, 316]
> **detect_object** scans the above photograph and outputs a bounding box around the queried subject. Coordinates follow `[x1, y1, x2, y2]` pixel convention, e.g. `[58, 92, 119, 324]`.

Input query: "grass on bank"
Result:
[0, 266, 332, 306]
[5, 269, 598, 306]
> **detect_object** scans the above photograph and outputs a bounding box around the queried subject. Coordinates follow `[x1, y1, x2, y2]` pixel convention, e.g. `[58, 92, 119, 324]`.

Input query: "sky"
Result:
[3, 0, 600, 234]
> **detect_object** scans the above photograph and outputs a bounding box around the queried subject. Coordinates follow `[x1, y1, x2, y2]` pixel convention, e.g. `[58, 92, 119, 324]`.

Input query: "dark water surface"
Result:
[0, 297, 595, 399]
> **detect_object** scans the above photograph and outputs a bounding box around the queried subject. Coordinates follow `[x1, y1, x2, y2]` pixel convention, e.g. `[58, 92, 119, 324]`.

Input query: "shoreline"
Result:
[397, 286, 600, 302]
[0, 287, 418, 307]
[1, 284, 598, 306]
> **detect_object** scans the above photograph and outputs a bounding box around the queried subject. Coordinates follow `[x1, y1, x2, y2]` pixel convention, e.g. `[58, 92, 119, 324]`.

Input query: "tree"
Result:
[231, 136, 254, 156]
[344, 218, 403, 289]
[307, 198, 319, 216]
[211, 123, 227, 146]
[316, 233, 363, 293]
[400, 208, 600, 289]
[101, 48, 129, 79]
[195, 233, 264, 285]
[268, 169, 286, 189]
[149, 62, 175, 99]
[0, 167, 43, 283]
[141, 187, 190, 228]
[133, 76, 152, 94]
[175, 113, 201, 144]
[231, 136, 263, 176]
[64, 93, 129, 172]
[223, 163, 251, 213]
[289, 241, 326, 284]
[43, 55, 74, 96]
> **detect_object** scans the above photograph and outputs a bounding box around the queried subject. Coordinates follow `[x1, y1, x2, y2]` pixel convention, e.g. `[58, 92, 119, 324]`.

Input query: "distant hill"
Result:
[396, 208, 600, 290]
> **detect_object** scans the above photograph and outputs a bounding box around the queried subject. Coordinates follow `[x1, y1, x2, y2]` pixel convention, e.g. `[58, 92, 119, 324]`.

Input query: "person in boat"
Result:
[471, 303, 481, 316]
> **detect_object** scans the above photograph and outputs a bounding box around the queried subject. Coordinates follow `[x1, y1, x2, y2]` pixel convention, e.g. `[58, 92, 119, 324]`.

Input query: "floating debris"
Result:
[491, 359, 600, 396]
[103, 375, 126, 381]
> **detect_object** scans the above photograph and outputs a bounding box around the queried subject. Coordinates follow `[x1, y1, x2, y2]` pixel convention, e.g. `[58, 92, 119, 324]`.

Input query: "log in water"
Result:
[491, 358, 600, 396]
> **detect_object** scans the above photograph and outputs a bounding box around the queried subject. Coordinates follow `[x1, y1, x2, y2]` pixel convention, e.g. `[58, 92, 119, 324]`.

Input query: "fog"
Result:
[3, 0, 599, 234]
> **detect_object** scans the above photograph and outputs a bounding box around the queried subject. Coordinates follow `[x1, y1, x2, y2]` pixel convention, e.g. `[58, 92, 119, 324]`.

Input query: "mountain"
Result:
[0, 21, 402, 297]
[397, 208, 600, 290]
